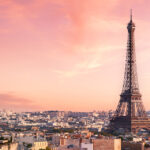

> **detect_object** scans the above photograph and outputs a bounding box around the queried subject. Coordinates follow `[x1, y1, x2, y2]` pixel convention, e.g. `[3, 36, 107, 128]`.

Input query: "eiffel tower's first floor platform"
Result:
[110, 116, 150, 133]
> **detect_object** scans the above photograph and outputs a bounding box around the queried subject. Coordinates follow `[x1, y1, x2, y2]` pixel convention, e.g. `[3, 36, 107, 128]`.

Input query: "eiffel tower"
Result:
[110, 11, 150, 133]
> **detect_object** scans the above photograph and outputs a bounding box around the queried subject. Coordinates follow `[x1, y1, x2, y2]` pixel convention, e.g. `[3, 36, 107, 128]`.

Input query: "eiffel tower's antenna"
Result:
[130, 9, 132, 21]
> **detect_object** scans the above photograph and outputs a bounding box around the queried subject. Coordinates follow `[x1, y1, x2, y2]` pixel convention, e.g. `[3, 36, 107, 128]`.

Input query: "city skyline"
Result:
[1, 0, 150, 112]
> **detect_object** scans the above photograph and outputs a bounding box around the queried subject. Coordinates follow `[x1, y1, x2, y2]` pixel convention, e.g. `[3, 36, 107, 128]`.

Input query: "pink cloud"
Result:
[0, 93, 41, 112]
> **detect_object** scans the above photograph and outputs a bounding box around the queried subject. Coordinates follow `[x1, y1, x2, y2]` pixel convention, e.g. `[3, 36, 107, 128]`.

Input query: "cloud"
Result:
[0, 92, 41, 112]
[54, 57, 102, 78]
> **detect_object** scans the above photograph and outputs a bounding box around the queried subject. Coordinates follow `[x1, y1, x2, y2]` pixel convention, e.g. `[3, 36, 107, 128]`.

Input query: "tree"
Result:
[46, 146, 51, 150]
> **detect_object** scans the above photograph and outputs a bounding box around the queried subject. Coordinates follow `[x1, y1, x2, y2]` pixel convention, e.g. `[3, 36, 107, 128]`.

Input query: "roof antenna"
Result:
[130, 9, 132, 21]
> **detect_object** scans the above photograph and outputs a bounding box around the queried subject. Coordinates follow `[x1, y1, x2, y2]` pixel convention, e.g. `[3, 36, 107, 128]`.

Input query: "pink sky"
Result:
[0, 0, 150, 112]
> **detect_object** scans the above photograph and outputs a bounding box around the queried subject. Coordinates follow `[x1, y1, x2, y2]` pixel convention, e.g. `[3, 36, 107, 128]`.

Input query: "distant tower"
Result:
[110, 11, 150, 133]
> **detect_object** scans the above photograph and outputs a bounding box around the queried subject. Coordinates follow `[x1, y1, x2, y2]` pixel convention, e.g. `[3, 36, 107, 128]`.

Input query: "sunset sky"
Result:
[0, 0, 150, 112]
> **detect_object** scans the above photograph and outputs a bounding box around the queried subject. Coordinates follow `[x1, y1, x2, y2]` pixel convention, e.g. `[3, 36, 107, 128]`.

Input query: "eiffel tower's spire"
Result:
[130, 9, 132, 22]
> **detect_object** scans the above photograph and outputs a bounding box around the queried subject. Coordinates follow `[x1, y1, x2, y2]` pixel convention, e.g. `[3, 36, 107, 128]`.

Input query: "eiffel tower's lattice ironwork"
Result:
[110, 11, 150, 133]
